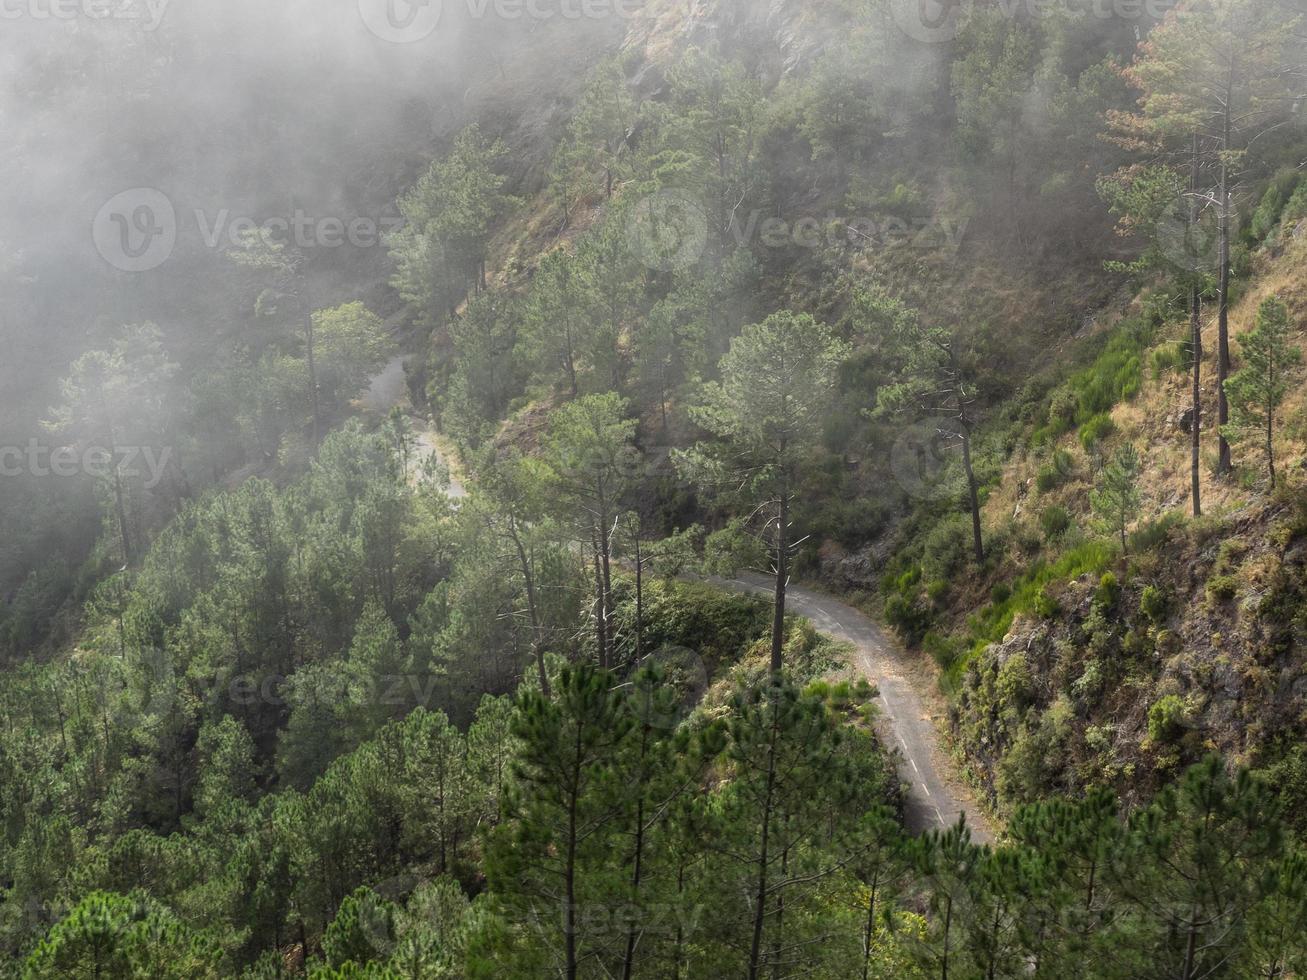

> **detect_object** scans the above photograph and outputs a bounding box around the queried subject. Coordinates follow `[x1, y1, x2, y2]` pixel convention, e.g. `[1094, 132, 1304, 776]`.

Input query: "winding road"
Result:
[715, 572, 996, 842]
[361, 356, 991, 841]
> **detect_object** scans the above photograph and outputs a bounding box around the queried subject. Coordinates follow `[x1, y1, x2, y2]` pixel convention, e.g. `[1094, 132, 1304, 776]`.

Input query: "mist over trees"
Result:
[4, 0, 1307, 976]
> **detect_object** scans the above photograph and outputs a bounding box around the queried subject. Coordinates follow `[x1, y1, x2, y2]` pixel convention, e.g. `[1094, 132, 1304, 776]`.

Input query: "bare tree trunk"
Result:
[509, 521, 551, 698]
[770, 492, 789, 675]
[748, 716, 779, 980]
[111, 466, 133, 567]
[599, 511, 615, 666]
[1268, 407, 1277, 490]
[621, 730, 649, 980]
[1190, 133, 1203, 516]
[961, 428, 984, 563]
[1216, 86, 1233, 475]
[591, 535, 610, 669]
[634, 533, 644, 663]
[565, 773, 580, 980]
[861, 871, 879, 980]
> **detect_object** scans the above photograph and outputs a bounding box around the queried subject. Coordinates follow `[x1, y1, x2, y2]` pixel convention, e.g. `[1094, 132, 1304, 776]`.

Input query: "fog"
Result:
[0, 0, 633, 596]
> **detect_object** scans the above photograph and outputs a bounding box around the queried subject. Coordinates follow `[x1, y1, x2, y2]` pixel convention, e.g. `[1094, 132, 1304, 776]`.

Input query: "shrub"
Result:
[1040, 505, 1072, 541]
[1151, 342, 1192, 379]
[991, 582, 1012, 605]
[1140, 585, 1168, 624]
[1251, 170, 1302, 241]
[1147, 694, 1188, 744]
[1094, 572, 1120, 608]
[1129, 511, 1184, 553]
[922, 630, 962, 671]
[1284, 181, 1307, 228]
[1079, 413, 1116, 451]
[1048, 388, 1079, 428]
[996, 653, 1034, 711]
[921, 514, 974, 582]
[1036, 449, 1075, 493]
[885, 593, 933, 645]
[1206, 574, 1238, 603]
[1034, 586, 1060, 619]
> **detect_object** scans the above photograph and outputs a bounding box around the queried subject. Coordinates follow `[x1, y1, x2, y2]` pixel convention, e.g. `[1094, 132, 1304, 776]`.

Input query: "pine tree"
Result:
[1113, 0, 1304, 476]
[874, 301, 986, 564]
[540, 394, 638, 669]
[676, 312, 849, 673]
[1091, 444, 1142, 552]
[1223, 295, 1301, 489]
[487, 666, 633, 980]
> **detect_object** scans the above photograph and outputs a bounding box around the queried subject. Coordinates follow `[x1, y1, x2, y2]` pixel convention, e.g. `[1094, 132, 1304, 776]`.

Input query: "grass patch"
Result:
[936, 539, 1116, 690]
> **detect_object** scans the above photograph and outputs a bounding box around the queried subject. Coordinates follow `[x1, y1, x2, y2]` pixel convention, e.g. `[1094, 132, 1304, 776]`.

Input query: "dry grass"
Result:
[985, 235, 1307, 549]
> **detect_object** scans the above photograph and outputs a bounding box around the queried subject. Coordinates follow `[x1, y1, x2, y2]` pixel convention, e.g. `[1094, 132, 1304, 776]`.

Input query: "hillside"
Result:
[5, 0, 1307, 977]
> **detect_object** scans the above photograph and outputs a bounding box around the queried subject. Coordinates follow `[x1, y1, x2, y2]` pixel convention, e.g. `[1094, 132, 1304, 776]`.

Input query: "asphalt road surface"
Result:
[716, 571, 996, 843]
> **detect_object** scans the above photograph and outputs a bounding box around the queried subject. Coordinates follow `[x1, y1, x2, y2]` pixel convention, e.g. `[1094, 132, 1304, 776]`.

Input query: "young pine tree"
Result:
[1223, 295, 1301, 489]
[1091, 443, 1142, 552]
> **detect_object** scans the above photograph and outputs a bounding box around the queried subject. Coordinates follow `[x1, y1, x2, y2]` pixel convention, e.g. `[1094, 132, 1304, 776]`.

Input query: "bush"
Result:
[996, 653, 1033, 711]
[1040, 505, 1072, 541]
[1284, 181, 1307, 228]
[1140, 584, 1168, 624]
[1034, 586, 1060, 619]
[921, 514, 974, 582]
[991, 582, 1012, 605]
[884, 592, 933, 646]
[1035, 449, 1075, 493]
[1047, 387, 1079, 428]
[1251, 170, 1302, 241]
[1151, 342, 1192, 379]
[1206, 574, 1238, 603]
[1079, 413, 1116, 451]
[1129, 511, 1184, 553]
[1148, 694, 1188, 744]
[922, 630, 962, 671]
[1094, 572, 1120, 608]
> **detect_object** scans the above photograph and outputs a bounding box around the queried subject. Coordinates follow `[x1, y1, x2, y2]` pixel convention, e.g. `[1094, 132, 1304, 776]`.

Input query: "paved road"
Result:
[716, 571, 995, 842]
[364, 359, 988, 838]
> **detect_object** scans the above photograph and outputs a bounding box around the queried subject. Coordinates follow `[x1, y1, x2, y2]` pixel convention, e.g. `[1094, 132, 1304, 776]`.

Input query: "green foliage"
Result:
[1079, 412, 1116, 451]
[1040, 504, 1072, 541]
[1150, 340, 1192, 379]
[1250, 170, 1303, 241]
[22, 891, 223, 978]
[1148, 694, 1188, 744]
[921, 513, 975, 581]
[322, 888, 397, 969]
[390, 125, 515, 325]
[1035, 449, 1075, 493]
[1094, 572, 1120, 608]
[1224, 295, 1302, 487]
[1091, 443, 1142, 550]
[1140, 584, 1168, 625]
[1206, 574, 1239, 603]
[1128, 510, 1185, 553]
[1034, 586, 1061, 619]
